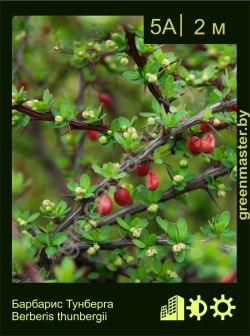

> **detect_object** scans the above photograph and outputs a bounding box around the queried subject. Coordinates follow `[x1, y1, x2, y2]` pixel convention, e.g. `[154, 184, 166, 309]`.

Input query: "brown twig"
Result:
[124, 26, 170, 112]
[14, 104, 110, 132]
[64, 237, 168, 252]
[97, 166, 230, 227]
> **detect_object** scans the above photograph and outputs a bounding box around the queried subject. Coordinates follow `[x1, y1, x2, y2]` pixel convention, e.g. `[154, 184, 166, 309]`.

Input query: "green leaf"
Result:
[114, 132, 126, 147]
[203, 108, 213, 122]
[55, 201, 68, 215]
[45, 246, 58, 257]
[214, 222, 225, 234]
[81, 232, 94, 241]
[67, 181, 79, 191]
[156, 216, 168, 233]
[167, 223, 178, 241]
[88, 185, 98, 193]
[174, 249, 185, 263]
[87, 272, 100, 280]
[43, 89, 53, 105]
[140, 112, 157, 117]
[153, 258, 162, 273]
[51, 232, 68, 246]
[147, 234, 157, 246]
[116, 217, 130, 230]
[36, 233, 48, 245]
[132, 239, 146, 249]
[164, 75, 174, 97]
[92, 163, 103, 176]
[153, 48, 164, 63]
[54, 257, 75, 282]
[177, 218, 187, 241]
[178, 66, 189, 79]
[27, 212, 40, 223]
[123, 71, 141, 81]
[99, 225, 110, 240]
[167, 238, 177, 245]
[111, 117, 130, 132]
[213, 88, 223, 97]
[218, 210, 230, 228]
[80, 174, 90, 189]
[111, 119, 121, 132]
[138, 219, 148, 228]
[220, 231, 235, 239]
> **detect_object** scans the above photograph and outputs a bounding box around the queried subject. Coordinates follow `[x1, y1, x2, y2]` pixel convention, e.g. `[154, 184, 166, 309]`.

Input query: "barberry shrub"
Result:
[12, 16, 237, 283]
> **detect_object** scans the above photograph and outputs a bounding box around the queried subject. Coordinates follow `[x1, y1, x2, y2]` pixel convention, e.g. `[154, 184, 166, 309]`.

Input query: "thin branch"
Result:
[124, 26, 170, 113]
[64, 237, 168, 251]
[97, 166, 230, 227]
[64, 236, 234, 254]
[14, 104, 109, 132]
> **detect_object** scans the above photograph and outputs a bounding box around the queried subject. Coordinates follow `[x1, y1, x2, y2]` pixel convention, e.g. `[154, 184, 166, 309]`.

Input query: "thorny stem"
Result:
[14, 104, 110, 132]
[97, 166, 230, 227]
[63, 236, 233, 254]
[124, 26, 170, 112]
[49, 97, 236, 241]
[64, 237, 168, 251]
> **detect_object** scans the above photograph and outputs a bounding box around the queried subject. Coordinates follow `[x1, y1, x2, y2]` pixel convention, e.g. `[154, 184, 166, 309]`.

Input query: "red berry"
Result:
[200, 133, 215, 153]
[114, 187, 131, 206]
[219, 271, 237, 283]
[135, 161, 151, 177]
[199, 122, 211, 132]
[98, 92, 112, 106]
[146, 171, 159, 191]
[228, 105, 237, 112]
[187, 136, 202, 154]
[86, 130, 99, 141]
[96, 194, 113, 216]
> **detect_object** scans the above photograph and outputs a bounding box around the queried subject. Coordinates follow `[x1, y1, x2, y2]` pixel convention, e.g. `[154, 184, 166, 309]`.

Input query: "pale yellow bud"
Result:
[189, 74, 196, 81]
[202, 73, 209, 81]
[120, 57, 129, 66]
[162, 58, 170, 67]
[105, 40, 115, 48]
[55, 115, 64, 123]
[99, 136, 107, 144]
[93, 243, 100, 251]
[132, 228, 142, 238]
[147, 117, 155, 126]
[87, 247, 96, 256]
[114, 256, 123, 267]
[75, 187, 85, 195]
[148, 204, 158, 213]
[173, 175, 184, 184]
[42, 199, 51, 207]
[89, 220, 97, 228]
[173, 244, 182, 253]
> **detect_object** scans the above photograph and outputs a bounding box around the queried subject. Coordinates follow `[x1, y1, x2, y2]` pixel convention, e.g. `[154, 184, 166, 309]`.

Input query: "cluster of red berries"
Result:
[97, 162, 160, 216]
[135, 162, 159, 191]
[187, 133, 215, 155]
[96, 187, 131, 216]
